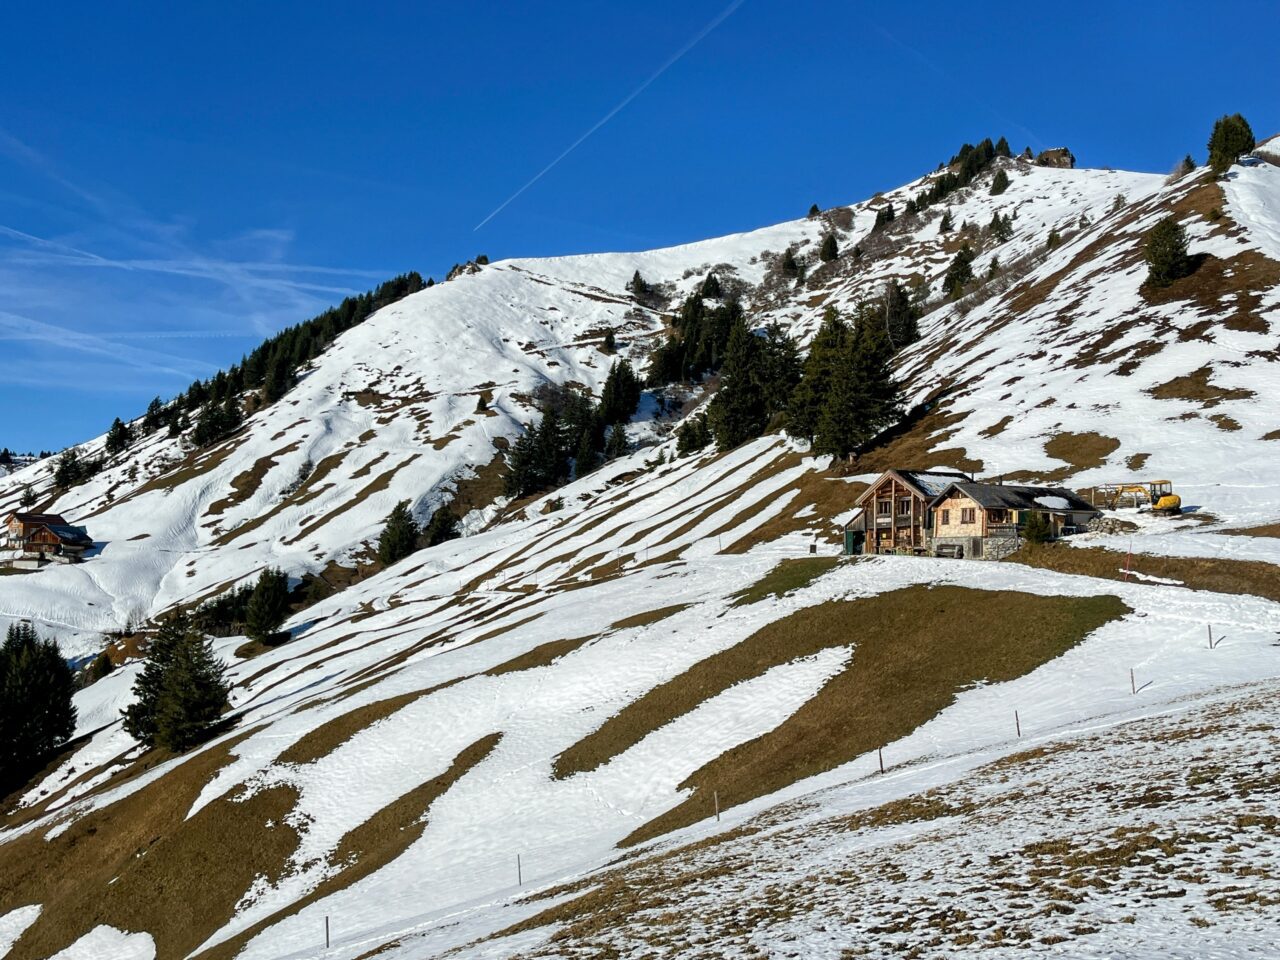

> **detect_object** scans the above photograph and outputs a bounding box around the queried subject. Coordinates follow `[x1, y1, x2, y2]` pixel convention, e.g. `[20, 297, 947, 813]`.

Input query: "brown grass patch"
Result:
[1220, 523, 1280, 539]
[485, 635, 595, 676]
[1148, 366, 1254, 408]
[1141, 250, 1278, 333]
[1125, 453, 1150, 471]
[730, 556, 840, 606]
[207, 442, 300, 517]
[0, 732, 303, 960]
[1042, 432, 1120, 475]
[611, 605, 691, 631]
[1208, 414, 1242, 432]
[1009, 543, 1280, 604]
[857, 406, 983, 476]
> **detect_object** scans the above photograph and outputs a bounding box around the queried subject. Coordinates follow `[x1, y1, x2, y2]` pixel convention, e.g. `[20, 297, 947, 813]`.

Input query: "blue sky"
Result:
[2, 1, 1276, 452]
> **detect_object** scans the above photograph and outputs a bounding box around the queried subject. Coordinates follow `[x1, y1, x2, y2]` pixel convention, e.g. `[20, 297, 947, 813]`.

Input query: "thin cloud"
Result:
[474, 0, 748, 230]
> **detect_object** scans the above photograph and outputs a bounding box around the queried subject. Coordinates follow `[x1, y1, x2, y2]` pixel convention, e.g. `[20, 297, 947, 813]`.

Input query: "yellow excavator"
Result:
[1096, 480, 1182, 515]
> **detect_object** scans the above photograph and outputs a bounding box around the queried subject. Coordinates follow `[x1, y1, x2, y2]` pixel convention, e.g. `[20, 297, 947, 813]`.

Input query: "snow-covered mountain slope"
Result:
[3, 147, 1280, 960]
[0, 155, 1175, 655]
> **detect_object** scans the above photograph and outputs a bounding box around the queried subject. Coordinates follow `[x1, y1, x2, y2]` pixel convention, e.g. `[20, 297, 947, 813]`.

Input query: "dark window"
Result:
[940, 509, 951, 526]
[898, 498, 912, 516]
[877, 501, 892, 516]
[961, 507, 976, 524]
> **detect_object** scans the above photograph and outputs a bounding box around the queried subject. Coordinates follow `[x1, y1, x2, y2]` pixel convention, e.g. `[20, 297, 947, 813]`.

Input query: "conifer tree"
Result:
[811, 308, 901, 459]
[122, 615, 228, 752]
[601, 329, 616, 354]
[1143, 216, 1192, 287]
[575, 429, 598, 477]
[20, 486, 36, 508]
[995, 136, 1011, 158]
[82, 651, 115, 686]
[605, 423, 629, 460]
[142, 397, 166, 433]
[882, 280, 920, 349]
[676, 413, 712, 456]
[1178, 154, 1196, 176]
[780, 248, 800, 279]
[819, 233, 839, 262]
[0, 623, 76, 790]
[244, 568, 290, 642]
[939, 210, 954, 233]
[377, 502, 420, 567]
[599, 359, 642, 426]
[1207, 113, 1255, 175]
[989, 168, 1010, 196]
[423, 506, 461, 547]
[701, 273, 723, 299]
[105, 417, 132, 455]
[943, 244, 975, 299]
[1022, 510, 1052, 544]
[786, 307, 848, 443]
[808, 203, 821, 217]
[1045, 228, 1062, 252]
[873, 204, 896, 230]
[706, 319, 768, 451]
[626, 270, 650, 299]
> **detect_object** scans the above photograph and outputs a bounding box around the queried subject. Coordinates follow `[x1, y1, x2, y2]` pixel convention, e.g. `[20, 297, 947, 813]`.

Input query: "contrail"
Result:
[474, 0, 748, 231]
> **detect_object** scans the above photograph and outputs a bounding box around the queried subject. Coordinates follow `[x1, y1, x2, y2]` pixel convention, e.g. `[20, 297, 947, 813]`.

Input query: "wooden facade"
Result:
[850, 470, 973, 555]
[3, 511, 92, 561]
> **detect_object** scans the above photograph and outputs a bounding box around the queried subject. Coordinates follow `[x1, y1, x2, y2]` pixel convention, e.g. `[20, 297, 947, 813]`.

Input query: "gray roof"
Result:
[856, 469, 973, 505]
[930, 482, 1097, 514]
[43, 524, 93, 545]
[900, 470, 974, 498]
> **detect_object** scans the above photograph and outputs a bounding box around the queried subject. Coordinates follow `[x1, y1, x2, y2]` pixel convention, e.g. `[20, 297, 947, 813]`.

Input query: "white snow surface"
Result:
[47, 924, 156, 960]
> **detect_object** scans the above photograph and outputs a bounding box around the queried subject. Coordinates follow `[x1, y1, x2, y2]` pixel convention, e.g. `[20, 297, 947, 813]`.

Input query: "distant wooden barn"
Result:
[3, 511, 93, 563]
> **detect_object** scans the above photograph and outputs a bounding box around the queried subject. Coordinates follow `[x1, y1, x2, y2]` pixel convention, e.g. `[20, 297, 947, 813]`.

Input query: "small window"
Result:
[940, 509, 950, 526]
[961, 507, 976, 524]
[989, 508, 1007, 524]
[898, 498, 912, 516]
[877, 501, 892, 516]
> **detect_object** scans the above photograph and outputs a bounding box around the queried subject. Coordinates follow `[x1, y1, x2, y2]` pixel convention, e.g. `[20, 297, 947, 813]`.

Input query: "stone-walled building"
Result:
[928, 482, 1098, 560]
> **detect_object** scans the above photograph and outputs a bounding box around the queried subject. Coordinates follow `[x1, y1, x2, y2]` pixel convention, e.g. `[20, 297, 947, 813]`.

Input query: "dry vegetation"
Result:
[552, 585, 1126, 846]
[1009, 543, 1280, 603]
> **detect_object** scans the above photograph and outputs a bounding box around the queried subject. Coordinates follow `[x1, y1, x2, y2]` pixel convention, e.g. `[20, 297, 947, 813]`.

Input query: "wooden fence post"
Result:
[325, 916, 330, 950]
[1015, 710, 1021, 738]
[714, 790, 720, 822]
[878, 747, 885, 774]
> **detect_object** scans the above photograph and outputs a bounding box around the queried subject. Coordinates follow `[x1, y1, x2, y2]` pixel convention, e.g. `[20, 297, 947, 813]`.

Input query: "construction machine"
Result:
[1095, 480, 1182, 515]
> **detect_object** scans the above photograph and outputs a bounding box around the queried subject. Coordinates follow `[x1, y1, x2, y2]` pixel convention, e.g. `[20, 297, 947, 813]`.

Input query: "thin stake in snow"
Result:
[1130, 668, 1136, 695]
[1208, 624, 1225, 649]
[878, 747, 885, 774]
[714, 789, 720, 822]
[1015, 710, 1021, 737]
[325, 916, 330, 950]
[517, 853, 522, 887]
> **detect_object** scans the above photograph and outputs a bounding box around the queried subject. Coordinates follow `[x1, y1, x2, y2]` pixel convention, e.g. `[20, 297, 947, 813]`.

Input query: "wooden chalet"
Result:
[845, 469, 973, 555]
[928, 482, 1099, 560]
[3, 511, 93, 563]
